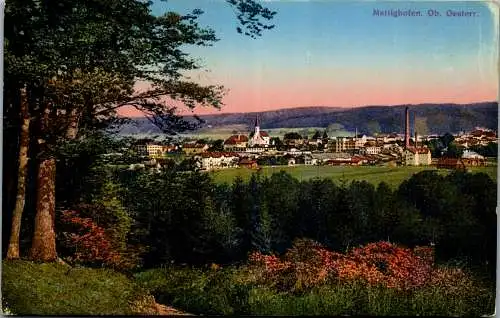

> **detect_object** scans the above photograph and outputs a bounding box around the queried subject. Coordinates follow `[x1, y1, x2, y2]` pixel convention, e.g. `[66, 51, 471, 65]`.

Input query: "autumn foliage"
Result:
[59, 210, 122, 268]
[247, 239, 466, 293]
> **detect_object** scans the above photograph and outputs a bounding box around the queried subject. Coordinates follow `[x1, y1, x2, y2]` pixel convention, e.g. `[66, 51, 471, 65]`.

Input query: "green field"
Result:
[209, 165, 497, 188]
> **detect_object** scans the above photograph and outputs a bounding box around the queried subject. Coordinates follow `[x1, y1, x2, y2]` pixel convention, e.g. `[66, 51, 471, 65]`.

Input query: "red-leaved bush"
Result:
[247, 239, 463, 293]
[59, 210, 122, 268]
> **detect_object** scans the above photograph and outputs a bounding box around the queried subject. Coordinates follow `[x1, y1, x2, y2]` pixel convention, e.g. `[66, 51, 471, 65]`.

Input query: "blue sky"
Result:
[145, 0, 497, 114]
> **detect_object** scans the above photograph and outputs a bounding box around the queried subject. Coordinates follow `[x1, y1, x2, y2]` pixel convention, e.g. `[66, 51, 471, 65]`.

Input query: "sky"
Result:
[120, 0, 498, 116]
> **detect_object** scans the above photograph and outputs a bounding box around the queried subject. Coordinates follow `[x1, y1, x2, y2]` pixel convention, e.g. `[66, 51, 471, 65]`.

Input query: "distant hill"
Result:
[116, 102, 498, 137]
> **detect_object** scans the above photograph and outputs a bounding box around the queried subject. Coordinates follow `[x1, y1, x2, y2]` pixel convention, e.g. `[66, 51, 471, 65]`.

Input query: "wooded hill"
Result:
[117, 102, 498, 136]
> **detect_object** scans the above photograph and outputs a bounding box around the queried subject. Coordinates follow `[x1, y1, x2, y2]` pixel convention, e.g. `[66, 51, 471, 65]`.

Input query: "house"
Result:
[361, 142, 382, 155]
[403, 147, 432, 166]
[224, 134, 249, 151]
[196, 152, 239, 170]
[183, 143, 209, 155]
[239, 158, 258, 169]
[437, 158, 466, 170]
[134, 143, 179, 158]
[352, 155, 370, 165]
[354, 134, 368, 149]
[304, 154, 318, 165]
[330, 137, 356, 152]
[325, 159, 353, 166]
[461, 150, 486, 166]
[135, 143, 163, 158]
[310, 152, 346, 164]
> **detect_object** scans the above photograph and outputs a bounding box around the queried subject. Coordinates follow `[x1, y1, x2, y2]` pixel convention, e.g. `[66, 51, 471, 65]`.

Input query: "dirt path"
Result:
[154, 303, 194, 316]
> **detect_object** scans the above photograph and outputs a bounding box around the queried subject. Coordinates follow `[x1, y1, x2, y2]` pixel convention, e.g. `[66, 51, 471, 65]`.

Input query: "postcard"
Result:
[2, 0, 498, 316]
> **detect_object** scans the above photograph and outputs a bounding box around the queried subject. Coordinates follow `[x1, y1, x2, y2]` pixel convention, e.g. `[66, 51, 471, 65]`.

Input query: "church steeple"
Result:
[254, 114, 260, 128]
[254, 114, 260, 135]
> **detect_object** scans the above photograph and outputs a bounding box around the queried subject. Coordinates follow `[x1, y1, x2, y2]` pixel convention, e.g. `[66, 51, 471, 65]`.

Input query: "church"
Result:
[248, 115, 271, 147]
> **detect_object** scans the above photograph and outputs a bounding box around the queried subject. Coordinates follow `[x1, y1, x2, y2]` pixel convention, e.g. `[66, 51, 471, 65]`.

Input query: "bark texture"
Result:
[66, 108, 80, 140]
[6, 87, 30, 260]
[29, 158, 58, 261]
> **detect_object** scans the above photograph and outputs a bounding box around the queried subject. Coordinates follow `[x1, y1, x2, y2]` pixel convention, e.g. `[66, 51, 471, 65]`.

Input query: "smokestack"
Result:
[414, 130, 417, 148]
[405, 107, 410, 149]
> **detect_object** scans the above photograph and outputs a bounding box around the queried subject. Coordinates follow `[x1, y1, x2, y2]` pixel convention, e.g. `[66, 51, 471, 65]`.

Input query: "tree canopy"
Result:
[3, 0, 276, 261]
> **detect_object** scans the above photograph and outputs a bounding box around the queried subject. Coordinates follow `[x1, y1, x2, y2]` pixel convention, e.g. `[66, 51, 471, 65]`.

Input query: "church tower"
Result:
[254, 114, 260, 135]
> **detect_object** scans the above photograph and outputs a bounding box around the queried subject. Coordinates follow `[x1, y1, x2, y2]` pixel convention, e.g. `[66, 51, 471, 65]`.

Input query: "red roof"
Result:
[183, 143, 206, 148]
[406, 147, 430, 154]
[224, 135, 249, 145]
[239, 158, 257, 164]
[437, 158, 463, 166]
[471, 130, 484, 137]
[200, 152, 239, 158]
[260, 131, 269, 137]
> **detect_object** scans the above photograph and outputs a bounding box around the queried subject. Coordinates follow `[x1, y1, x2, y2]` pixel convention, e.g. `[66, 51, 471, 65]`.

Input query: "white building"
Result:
[462, 150, 484, 160]
[361, 146, 382, 155]
[304, 154, 318, 165]
[135, 144, 169, 158]
[196, 152, 240, 170]
[403, 147, 432, 166]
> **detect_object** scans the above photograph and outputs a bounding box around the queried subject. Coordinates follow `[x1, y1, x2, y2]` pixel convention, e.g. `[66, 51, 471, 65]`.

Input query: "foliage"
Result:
[2, 260, 154, 315]
[59, 210, 121, 267]
[135, 266, 251, 315]
[107, 166, 498, 279]
[208, 139, 225, 152]
[56, 145, 142, 270]
[445, 141, 464, 158]
[283, 132, 303, 140]
[471, 142, 498, 157]
[135, 241, 494, 316]
[246, 240, 435, 293]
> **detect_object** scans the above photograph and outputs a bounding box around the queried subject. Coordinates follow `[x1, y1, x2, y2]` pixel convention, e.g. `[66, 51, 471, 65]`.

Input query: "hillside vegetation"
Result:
[117, 102, 498, 136]
[135, 240, 495, 316]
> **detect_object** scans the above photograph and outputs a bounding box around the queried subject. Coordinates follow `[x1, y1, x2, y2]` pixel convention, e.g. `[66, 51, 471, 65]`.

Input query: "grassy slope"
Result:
[210, 165, 497, 188]
[1, 260, 153, 315]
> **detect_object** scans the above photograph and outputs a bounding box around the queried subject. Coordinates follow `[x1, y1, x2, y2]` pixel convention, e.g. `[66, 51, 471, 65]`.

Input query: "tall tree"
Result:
[6, 86, 30, 259]
[4, 0, 276, 260]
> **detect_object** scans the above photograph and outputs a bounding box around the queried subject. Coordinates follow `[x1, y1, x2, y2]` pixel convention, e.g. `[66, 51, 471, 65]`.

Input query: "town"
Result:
[127, 107, 497, 172]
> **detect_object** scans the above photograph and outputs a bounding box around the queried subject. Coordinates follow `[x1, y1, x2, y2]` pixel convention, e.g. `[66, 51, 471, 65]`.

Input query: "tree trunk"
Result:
[29, 157, 57, 261]
[66, 108, 80, 140]
[6, 87, 30, 260]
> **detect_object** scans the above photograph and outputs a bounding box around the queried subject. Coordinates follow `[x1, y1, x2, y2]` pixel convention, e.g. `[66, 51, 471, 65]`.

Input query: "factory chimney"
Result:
[405, 107, 410, 149]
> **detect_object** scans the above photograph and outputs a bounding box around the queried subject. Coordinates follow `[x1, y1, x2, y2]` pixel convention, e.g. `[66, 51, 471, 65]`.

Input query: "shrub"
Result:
[134, 240, 495, 316]
[349, 241, 433, 290]
[246, 240, 483, 295]
[59, 210, 122, 268]
[59, 209, 142, 270]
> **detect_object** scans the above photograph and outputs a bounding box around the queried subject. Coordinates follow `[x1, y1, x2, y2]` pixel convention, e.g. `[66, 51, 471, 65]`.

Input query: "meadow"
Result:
[210, 165, 497, 188]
